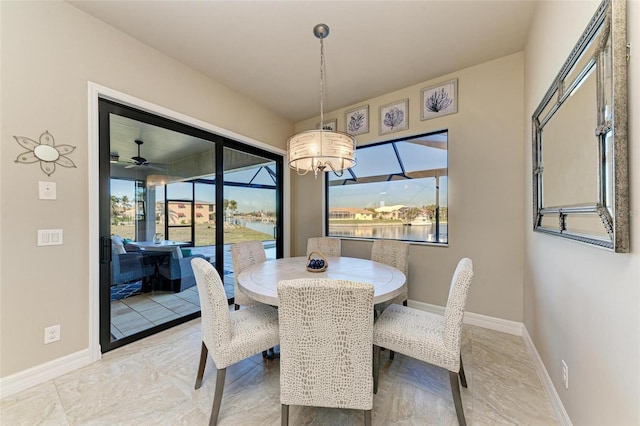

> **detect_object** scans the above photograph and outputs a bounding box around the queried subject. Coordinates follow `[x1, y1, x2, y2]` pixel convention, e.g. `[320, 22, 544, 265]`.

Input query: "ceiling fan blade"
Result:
[147, 163, 166, 171]
[124, 163, 136, 169]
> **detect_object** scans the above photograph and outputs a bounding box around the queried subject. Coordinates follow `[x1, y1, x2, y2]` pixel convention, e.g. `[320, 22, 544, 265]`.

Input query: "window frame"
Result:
[324, 130, 448, 246]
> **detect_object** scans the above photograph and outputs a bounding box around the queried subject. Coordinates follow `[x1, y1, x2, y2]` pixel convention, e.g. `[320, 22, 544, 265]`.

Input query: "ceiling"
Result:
[108, 115, 213, 169]
[69, 0, 537, 123]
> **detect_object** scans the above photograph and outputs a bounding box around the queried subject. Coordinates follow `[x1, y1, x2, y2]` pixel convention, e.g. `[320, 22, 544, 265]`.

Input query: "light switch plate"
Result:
[38, 229, 63, 246]
[39, 181, 56, 200]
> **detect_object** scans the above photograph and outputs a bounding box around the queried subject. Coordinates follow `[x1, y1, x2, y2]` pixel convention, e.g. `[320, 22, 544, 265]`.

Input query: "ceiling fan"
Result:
[113, 139, 165, 170]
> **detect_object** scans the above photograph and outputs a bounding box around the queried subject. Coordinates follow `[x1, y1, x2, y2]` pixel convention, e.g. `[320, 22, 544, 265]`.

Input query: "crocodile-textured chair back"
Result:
[278, 278, 374, 425]
[306, 237, 341, 257]
[231, 241, 267, 308]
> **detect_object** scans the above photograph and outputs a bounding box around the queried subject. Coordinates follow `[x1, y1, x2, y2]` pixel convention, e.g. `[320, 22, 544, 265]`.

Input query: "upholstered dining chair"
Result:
[306, 237, 341, 257]
[371, 239, 410, 360]
[191, 258, 279, 426]
[230, 240, 267, 310]
[373, 258, 474, 426]
[278, 278, 375, 426]
[371, 239, 410, 310]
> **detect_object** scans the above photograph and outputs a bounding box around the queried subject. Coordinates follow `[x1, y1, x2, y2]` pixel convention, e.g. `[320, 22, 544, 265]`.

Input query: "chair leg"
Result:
[364, 409, 372, 426]
[281, 404, 289, 426]
[459, 355, 468, 388]
[209, 368, 227, 426]
[449, 371, 466, 426]
[195, 342, 208, 389]
[373, 345, 381, 394]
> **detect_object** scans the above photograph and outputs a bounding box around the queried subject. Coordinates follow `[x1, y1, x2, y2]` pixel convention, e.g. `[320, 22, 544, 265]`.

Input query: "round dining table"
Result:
[237, 256, 406, 306]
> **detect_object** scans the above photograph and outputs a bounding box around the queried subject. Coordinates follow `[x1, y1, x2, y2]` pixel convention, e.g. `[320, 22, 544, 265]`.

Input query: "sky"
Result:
[111, 132, 449, 212]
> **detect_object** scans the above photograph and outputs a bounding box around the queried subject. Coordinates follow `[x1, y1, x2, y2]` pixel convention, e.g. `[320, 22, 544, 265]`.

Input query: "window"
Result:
[326, 131, 448, 244]
[110, 178, 145, 240]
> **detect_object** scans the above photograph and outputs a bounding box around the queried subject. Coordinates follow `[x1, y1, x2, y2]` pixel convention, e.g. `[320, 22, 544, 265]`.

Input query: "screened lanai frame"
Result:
[155, 158, 278, 246]
[325, 130, 448, 244]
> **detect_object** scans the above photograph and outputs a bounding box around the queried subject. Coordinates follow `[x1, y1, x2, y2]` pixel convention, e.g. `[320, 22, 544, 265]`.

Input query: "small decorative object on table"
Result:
[307, 251, 328, 272]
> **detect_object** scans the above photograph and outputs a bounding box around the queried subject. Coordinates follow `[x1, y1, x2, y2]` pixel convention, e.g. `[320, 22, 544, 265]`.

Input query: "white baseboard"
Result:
[407, 300, 569, 425]
[0, 348, 95, 399]
[522, 327, 572, 426]
[407, 300, 524, 335]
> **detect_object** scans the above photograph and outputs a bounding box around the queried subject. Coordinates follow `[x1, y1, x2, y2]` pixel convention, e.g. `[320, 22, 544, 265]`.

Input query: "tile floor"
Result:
[110, 288, 201, 339]
[110, 269, 233, 340]
[1, 319, 558, 425]
[110, 241, 273, 340]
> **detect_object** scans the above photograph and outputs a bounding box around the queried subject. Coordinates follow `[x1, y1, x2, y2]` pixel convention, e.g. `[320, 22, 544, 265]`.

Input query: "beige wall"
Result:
[524, 1, 639, 424]
[293, 53, 525, 321]
[0, 1, 292, 377]
[4, 3, 637, 422]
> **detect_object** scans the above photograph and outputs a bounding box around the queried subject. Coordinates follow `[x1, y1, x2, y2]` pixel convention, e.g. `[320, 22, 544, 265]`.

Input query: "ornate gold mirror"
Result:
[532, 0, 628, 252]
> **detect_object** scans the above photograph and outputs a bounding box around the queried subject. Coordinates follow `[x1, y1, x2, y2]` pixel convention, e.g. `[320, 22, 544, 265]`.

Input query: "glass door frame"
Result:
[221, 140, 284, 255]
[99, 98, 284, 353]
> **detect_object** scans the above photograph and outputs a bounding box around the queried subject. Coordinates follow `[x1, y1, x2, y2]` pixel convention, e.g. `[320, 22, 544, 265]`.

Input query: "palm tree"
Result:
[121, 195, 131, 212]
[228, 199, 237, 214]
[110, 195, 121, 217]
[120, 195, 131, 221]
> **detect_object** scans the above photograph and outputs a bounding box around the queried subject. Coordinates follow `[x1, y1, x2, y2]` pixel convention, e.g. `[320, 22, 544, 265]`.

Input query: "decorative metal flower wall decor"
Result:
[14, 130, 76, 176]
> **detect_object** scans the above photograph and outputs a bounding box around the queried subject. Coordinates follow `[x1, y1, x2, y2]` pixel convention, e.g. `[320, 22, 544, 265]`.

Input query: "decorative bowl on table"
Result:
[307, 251, 328, 272]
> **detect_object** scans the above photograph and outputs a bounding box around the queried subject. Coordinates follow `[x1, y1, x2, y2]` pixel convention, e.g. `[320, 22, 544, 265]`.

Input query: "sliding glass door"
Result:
[99, 99, 283, 353]
[222, 147, 281, 292]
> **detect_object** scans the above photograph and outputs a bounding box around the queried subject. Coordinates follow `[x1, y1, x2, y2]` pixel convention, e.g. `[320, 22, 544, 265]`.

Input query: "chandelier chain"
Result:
[319, 36, 325, 130]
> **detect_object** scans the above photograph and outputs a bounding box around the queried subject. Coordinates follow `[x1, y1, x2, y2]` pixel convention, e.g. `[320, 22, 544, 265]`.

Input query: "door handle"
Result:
[100, 237, 111, 264]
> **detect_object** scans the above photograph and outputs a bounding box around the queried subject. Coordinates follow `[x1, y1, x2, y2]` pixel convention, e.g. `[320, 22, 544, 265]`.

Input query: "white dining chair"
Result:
[371, 239, 410, 310]
[373, 258, 473, 426]
[371, 239, 410, 360]
[278, 278, 374, 426]
[306, 237, 341, 257]
[191, 258, 280, 425]
[231, 240, 267, 310]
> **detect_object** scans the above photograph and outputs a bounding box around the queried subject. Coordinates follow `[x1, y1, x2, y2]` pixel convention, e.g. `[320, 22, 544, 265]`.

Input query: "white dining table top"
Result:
[237, 256, 406, 306]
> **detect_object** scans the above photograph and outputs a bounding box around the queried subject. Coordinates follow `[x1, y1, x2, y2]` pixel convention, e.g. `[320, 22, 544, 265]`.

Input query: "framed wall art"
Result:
[421, 78, 457, 120]
[379, 99, 409, 135]
[316, 119, 337, 131]
[345, 105, 369, 135]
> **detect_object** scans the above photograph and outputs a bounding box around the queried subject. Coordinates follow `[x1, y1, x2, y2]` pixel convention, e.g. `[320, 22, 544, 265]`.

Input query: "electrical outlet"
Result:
[562, 360, 569, 389]
[44, 325, 61, 344]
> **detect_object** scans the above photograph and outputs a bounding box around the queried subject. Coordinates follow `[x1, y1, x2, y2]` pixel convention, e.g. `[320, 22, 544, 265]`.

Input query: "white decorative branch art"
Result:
[421, 78, 458, 120]
[379, 99, 409, 135]
[316, 119, 337, 131]
[345, 105, 369, 135]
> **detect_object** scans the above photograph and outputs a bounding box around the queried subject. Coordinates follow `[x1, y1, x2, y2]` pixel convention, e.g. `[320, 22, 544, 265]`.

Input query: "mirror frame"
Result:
[532, 0, 629, 252]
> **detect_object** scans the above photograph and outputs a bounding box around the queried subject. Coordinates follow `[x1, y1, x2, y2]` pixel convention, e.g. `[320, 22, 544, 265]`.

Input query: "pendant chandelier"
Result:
[287, 24, 356, 178]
